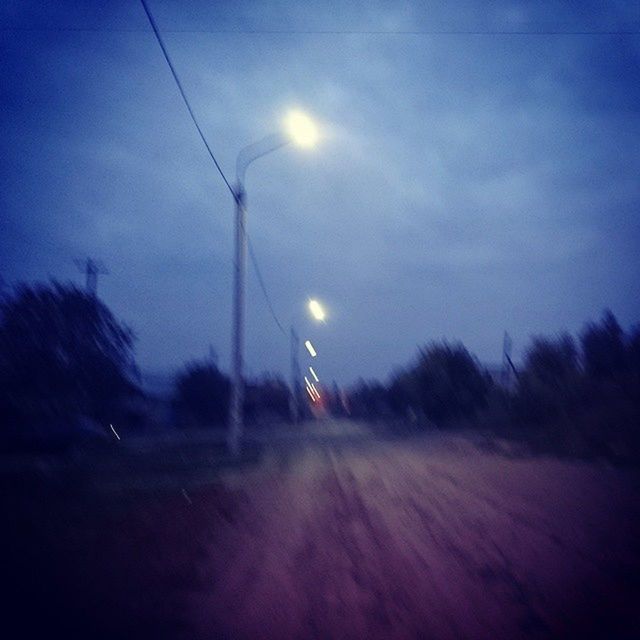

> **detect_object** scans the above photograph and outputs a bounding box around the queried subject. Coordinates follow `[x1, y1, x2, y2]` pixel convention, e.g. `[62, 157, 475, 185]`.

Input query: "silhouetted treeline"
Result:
[2, 280, 637, 461]
[504, 311, 640, 460]
[244, 375, 291, 424]
[172, 359, 230, 428]
[0, 280, 296, 450]
[171, 358, 291, 428]
[347, 311, 640, 461]
[390, 342, 491, 423]
[348, 342, 490, 425]
[347, 380, 392, 420]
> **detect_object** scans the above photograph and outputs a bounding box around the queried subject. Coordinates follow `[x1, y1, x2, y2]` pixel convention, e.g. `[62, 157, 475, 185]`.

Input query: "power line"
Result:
[8, 3, 289, 339]
[247, 235, 287, 337]
[140, 0, 287, 339]
[138, 0, 237, 202]
[8, 5, 289, 342]
[2, 26, 639, 35]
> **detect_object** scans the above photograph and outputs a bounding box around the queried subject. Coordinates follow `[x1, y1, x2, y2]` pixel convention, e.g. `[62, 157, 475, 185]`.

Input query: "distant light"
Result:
[109, 423, 120, 440]
[308, 299, 326, 322]
[304, 376, 320, 401]
[285, 110, 319, 148]
[305, 340, 317, 357]
[309, 366, 319, 382]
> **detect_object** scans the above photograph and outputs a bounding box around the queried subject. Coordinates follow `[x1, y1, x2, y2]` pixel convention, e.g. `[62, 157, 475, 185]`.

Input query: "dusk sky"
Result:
[2, 1, 639, 385]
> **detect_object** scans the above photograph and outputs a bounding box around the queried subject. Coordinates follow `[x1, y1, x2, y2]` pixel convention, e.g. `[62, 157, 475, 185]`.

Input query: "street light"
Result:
[228, 110, 319, 455]
[284, 110, 319, 148]
[308, 298, 326, 322]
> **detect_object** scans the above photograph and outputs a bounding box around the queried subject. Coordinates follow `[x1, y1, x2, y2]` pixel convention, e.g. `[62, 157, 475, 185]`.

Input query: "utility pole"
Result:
[75, 258, 108, 296]
[501, 331, 519, 387]
[501, 332, 512, 387]
[228, 186, 247, 455]
[290, 326, 301, 424]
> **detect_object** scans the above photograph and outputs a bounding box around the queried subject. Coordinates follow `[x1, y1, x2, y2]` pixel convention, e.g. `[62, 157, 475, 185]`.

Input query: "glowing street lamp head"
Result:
[285, 110, 319, 148]
[308, 298, 326, 322]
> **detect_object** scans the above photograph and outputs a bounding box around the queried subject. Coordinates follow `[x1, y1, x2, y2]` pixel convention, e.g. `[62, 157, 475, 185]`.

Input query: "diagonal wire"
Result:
[246, 234, 288, 337]
[139, 0, 238, 202]
[140, 0, 287, 337]
[2, 26, 640, 35]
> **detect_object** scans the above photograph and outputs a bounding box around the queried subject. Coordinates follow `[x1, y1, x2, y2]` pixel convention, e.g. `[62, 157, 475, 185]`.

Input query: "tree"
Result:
[388, 368, 419, 417]
[347, 379, 391, 420]
[581, 310, 627, 379]
[0, 281, 138, 435]
[515, 333, 580, 424]
[399, 341, 489, 424]
[173, 359, 230, 428]
[523, 334, 578, 387]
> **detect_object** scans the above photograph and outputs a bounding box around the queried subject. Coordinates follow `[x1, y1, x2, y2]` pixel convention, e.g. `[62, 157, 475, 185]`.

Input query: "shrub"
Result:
[173, 360, 230, 428]
[392, 341, 489, 425]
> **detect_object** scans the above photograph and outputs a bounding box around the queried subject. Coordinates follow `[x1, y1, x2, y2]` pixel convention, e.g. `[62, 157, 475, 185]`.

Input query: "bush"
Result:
[244, 375, 291, 425]
[513, 333, 582, 425]
[347, 379, 392, 420]
[391, 341, 490, 425]
[173, 360, 230, 428]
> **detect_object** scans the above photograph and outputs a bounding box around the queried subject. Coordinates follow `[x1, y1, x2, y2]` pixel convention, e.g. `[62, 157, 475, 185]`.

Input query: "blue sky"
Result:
[1, 1, 639, 384]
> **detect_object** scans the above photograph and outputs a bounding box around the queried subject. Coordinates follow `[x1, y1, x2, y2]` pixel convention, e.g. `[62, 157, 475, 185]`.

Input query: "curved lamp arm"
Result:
[236, 132, 290, 187]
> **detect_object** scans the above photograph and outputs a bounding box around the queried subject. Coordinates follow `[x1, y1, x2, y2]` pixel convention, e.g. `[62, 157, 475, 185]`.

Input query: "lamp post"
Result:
[228, 111, 319, 454]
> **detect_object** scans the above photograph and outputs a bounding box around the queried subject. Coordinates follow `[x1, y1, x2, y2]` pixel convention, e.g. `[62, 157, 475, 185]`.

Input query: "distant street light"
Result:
[304, 376, 320, 402]
[290, 297, 326, 424]
[304, 340, 317, 357]
[228, 110, 319, 455]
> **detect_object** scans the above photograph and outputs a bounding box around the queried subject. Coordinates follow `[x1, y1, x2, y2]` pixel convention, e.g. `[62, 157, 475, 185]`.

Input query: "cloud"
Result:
[1, 0, 639, 382]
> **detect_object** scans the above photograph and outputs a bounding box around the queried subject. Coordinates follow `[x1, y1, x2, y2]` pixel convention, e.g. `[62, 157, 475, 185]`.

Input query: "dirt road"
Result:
[186, 432, 639, 639]
[6, 423, 640, 639]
